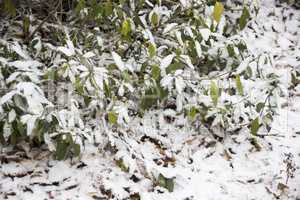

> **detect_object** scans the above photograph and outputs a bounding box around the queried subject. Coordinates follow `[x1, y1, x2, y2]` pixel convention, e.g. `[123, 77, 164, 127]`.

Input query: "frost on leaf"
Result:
[112, 51, 126, 71]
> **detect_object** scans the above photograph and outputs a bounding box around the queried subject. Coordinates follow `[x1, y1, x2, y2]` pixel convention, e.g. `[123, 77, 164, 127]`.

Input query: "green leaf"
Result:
[140, 85, 167, 110]
[166, 62, 183, 74]
[158, 174, 174, 192]
[210, 81, 219, 106]
[4, 0, 16, 16]
[148, 43, 156, 58]
[103, 1, 113, 16]
[108, 112, 118, 125]
[23, 16, 30, 37]
[237, 41, 247, 52]
[235, 75, 244, 96]
[72, 143, 81, 157]
[55, 138, 70, 160]
[150, 12, 159, 27]
[130, 194, 141, 200]
[10, 131, 18, 145]
[104, 80, 112, 97]
[239, 7, 250, 30]
[75, 0, 86, 13]
[151, 65, 160, 80]
[213, 2, 224, 23]
[256, 102, 265, 113]
[121, 19, 132, 38]
[0, 122, 5, 144]
[158, 85, 168, 99]
[140, 88, 158, 110]
[249, 137, 261, 151]
[165, 178, 174, 192]
[250, 117, 260, 135]
[227, 44, 235, 57]
[116, 159, 129, 172]
[188, 107, 198, 120]
[75, 76, 84, 95]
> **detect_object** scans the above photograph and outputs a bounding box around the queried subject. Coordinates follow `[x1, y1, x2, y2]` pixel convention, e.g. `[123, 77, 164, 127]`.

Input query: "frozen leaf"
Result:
[161, 75, 173, 88]
[179, 0, 189, 7]
[57, 46, 75, 57]
[83, 51, 95, 58]
[163, 23, 178, 34]
[108, 112, 118, 125]
[176, 93, 183, 112]
[118, 84, 125, 96]
[0, 91, 17, 105]
[236, 58, 250, 74]
[175, 31, 184, 46]
[180, 55, 194, 69]
[175, 76, 185, 94]
[195, 41, 202, 58]
[21, 114, 38, 136]
[160, 54, 175, 70]
[124, 83, 134, 93]
[12, 42, 30, 59]
[9, 60, 43, 72]
[97, 36, 104, 48]
[112, 51, 126, 71]
[199, 28, 211, 41]
[158, 173, 174, 192]
[144, 29, 155, 44]
[114, 105, 130, 124]
[8, 109, 16, 123]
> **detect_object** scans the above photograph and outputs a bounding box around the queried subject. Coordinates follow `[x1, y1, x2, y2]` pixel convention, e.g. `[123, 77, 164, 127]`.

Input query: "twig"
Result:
[256, 133, 285, 138]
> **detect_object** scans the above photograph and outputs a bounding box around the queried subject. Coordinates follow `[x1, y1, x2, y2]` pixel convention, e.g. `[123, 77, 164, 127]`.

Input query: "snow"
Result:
[199, 28, 211, 41]
[160, 54, 175, 71]
[1, 1, 300, 200]
[112, 51, 126, 72]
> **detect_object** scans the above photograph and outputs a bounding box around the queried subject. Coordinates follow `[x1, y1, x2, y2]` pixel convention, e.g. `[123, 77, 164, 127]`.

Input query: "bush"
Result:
[0, 0, 282, 159]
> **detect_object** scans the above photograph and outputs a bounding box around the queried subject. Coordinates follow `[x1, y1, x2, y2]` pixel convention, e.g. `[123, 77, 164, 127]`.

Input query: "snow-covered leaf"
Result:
[199, 28, 211, 41]
[175, 76, 185, 94]
[161, 75, 173, 88]
[112, 51, 126, 71]
[160, 54, 175, 70]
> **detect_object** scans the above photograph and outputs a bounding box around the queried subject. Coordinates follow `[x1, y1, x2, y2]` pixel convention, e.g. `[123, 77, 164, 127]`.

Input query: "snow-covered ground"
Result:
[1, 1, 300, 199]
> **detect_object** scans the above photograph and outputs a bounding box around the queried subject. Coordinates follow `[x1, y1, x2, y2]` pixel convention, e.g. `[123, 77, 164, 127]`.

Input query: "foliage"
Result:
[0, 0, 282, 162]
